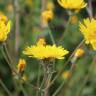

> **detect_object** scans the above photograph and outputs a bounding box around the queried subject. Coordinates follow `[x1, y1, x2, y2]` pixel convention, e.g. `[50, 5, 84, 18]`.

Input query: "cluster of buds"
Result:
[13, 59, 27, 83]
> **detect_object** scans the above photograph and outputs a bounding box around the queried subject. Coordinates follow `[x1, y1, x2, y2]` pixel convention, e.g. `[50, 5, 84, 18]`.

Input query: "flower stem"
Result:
[52, 57, 76, 96]
[2, 43, 17, 73]
[40, 60, 54, 96]
[48, 39, 84, 88]
[36, 64, 41, 96]
[1, 43, 19, 96]
[3, 43, 13, 66]
[1, 45, 10, 67]
[48, 28, 55, 44]
[76, 56, 96, 96]
[58, 15, 72, 44]
[0, 79, 12, 96]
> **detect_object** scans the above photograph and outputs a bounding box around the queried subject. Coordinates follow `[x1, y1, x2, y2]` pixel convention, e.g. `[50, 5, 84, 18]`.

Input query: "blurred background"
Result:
[0, 0, 96, 96]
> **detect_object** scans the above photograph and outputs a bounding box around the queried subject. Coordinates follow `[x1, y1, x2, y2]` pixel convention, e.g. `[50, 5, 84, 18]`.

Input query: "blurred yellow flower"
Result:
[62, 71, 71, 79]
[47, 2, 54, 10]
[23, 39, 69, 59]
[41, 10, 53, 26]
[79, 18, 96, 50]
[70, 15, 78, 24]
[75, 48, 85, 57]
[17, 59, 26, 72]
[58, 0, 87, 10]
[26, 0, 32, 7]
[0, 13, 11, 42]
[7, 4, 13, 12]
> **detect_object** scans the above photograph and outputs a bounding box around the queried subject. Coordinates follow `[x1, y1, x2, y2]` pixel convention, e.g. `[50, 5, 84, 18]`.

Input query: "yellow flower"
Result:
[70, 15, 78, 24]
[79, 18, 96, 50]
[62, 71, 71, 79]
[0, 13, 11, 42]
[23, 39, 69, 59]
[47, 2, 54, 10]
[26, 0, 33, 6]
[58, 0, 87, 10]
[17, 59, 26, 72]
[41, 10, 53, 26]
[7, 4, 13, 12]
[75, 48, 85, 57]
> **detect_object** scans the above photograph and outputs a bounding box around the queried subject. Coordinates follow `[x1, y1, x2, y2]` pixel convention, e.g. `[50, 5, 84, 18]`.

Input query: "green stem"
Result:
[3, 43, 13, 65]
[0, 79, 12, 96]
[25, 82, 40, 91]
[2, 43, 17, 73]
[52, 60, 76, 96]
[1, 44, 18, 96]
[58, 15, 72, 43]
[48, 29, 55, 44]
[20, 83, 28, 96]
[36, 64, 41, 96]
[76, 57, 95, 96]
[1, 45, 10, 67]
[40, 74, 45, 90]
[48, 39, 84, 88]
[40, 60, 54, 96]
[52, 81, 65, 96]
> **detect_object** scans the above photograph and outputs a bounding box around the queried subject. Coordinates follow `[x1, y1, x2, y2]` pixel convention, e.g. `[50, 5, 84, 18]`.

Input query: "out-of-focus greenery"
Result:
[0, 0, 96, 96]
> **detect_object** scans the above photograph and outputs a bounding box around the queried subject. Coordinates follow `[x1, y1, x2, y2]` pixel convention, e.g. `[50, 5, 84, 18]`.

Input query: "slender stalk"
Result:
[36, 64, 41, 96]
[40, 74, 45, 91]
[18, 74, 28, 96]
[40, 0, 55, 44]
[0, 79, 12, 96]
[2, 43, 17, 73]
[58, 15, 72, 44]
[86, 0, 93, 19]
[52, 81, 65, 96]
[25, 82, 40, 91]
[48, 39, 84, 88]
[14, 0, 20, 56]
[40, 60, 54, 96]
[3, 43, 13, 66]
[20, 83, 28, 96]
[1, 44, 19, 96]
[1, 45, 10, 67]
[48, 29, 55, 44]
[76, 56, 95, 96]
[44, 66, 49, 96]
[52, 57, 76, 96]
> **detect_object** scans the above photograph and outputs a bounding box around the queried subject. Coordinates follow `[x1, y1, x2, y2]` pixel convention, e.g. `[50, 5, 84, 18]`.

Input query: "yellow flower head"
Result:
[41, 10, 53, 26]
[17, 59, 26, 72]
[75, 48, 85, 57]
[47, 1, 54, 10]
[79, 18, 96, 50]
[23, 39, 69, 59]
[70, 15, 78, 24]
[62, 71, 71, 79]
[26, 0, 33, 6]
[0, 13, 11, 42]
[7, 4, 13, 12]
[58, 0, 87, 10]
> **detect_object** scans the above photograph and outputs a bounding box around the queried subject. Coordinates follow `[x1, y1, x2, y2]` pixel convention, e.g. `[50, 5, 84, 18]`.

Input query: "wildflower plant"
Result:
[1, 0, 96, 96]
